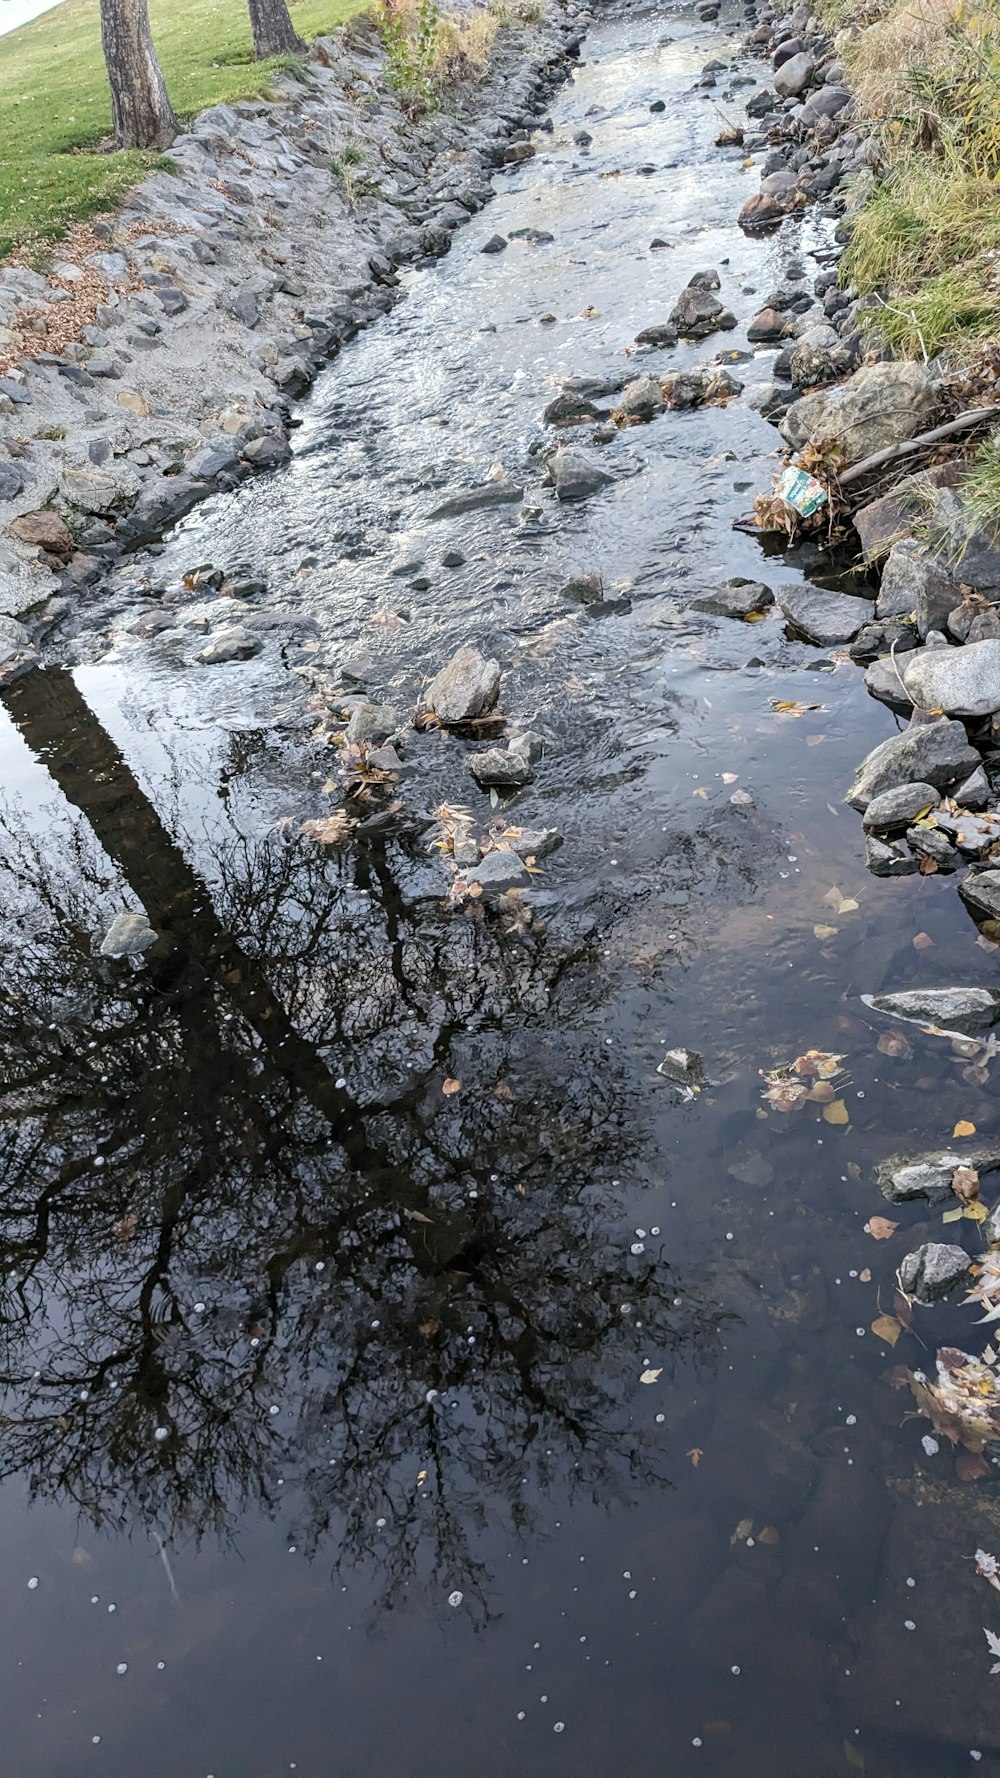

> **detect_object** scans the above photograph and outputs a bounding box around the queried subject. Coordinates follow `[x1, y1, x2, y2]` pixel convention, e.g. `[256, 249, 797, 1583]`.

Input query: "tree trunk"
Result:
[99, 0, 178, 150]
[247, 0, 305, 58]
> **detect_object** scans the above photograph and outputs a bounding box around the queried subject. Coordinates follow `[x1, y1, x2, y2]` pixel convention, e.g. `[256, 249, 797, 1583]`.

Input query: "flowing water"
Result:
[2, 4, 1000, 1774]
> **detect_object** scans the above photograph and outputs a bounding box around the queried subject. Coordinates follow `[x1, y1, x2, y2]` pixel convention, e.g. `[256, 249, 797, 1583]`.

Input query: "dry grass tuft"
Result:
[845, 0, 961, 117]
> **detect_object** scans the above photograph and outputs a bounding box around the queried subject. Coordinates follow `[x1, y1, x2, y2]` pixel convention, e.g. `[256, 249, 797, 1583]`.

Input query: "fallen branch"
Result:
[840, 406, 1000, 491]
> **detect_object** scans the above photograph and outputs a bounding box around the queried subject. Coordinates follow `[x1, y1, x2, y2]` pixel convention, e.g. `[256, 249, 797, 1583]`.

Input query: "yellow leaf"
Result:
[953, 1119, 977, 1137]
[965, 1200, 990, 1223]
[871, 1315, 902, 1347]
[442, 1078, 462, 1096]
[823, 1099, 850, 1125]
[942, 1206, 965, 1223]
[813, 923, 838, 940]
[639, 1367, 662, 1384]
[837, 897, 859, 915]
[693, 787, 708, 799]
[866, 1216, 898, 1240]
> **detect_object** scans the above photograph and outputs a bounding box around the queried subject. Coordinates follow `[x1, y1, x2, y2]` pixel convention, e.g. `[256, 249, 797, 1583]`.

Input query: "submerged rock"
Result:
[426, 482, 524, 519]
[960, 869, 1000, 922]
[194, 627, 262, 663]
[779, 361, 937, 465]
[425, 645, 501, 723]
[561, 570, 605, 603]
[846, 719, 980, 811]
[898, 1243, 972, 1303]
[498, 825, 562, 860]
[866, 986, 1000, 1032]
[346, 702, 404, 743]
[466, 849, 531, 897]
[99, 911, 158, 957]
[656, 1047, 706, 1086]
[777, 583, 871, 645]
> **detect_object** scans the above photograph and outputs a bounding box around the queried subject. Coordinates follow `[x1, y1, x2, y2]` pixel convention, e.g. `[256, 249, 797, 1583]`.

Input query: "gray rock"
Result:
[465, 849, 531, 897]
[187, 441, 242, 480]
[498, 825, 562, 859]
[617, 375, 665, 421]
[934, 808, 1000, 856]
[900, 639, 1000, 718]
[543, 390, 603, 426]
[864, 652, 914, 711]
[243, 434, 292, 468]
[193, 626, 262, 664]
[0, 463, 24, 502]
[58, 463, 139, 516]
[99, 911, 158, 957]
[862, 782, 940, 833]
[468, 745, 535, 786]
[669, 280, 737, 338]
[778, 583, 871, 645]
[878, 1147, 1000, 1204]
[346, 702, 404, 743]
[545, 448, 614, 502]
[847, 718, 980, 810]
[634, 321, 678, 348]
[789, 325, 854, 389]
[800, 85, 851, 123]
[867, 986, 1000, 1033]
[774, 51, 815, 96]
[426, 482, 524, 519]
[780, 361, 937, 465]
[905, 824, 958, 870]
[955, 765, 991, 808]
[876, 540, 959, 628]
[690, 577, 774, 619]
[656, 1047, 706, 1086]
[865, 834, 919, 876]
[747, 306, 788, 342]
[960, 869, 1000, 922]
[480, 234, 508, 254]
[898, 1242, 972, 1302]
[425, 645, 501, 722]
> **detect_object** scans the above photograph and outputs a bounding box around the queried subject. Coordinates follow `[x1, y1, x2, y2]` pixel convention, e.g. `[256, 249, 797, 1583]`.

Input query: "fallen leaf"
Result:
[807, 1080, 836, 1103]
[813, 923, 839, 940]
[730, 1516, 754, 1545]
[442, 1078, 462, 1096]
[771, 698, 823, 717]
[793, 1050, 845, 1079]
[867, 1217, 899, 1240]
[871, 1314, 903, 1347]
[823, 1098, 850, 1125]
[958, 1451, 991, 1482]
[877, 1030, 913, 1060]
[722, 772, 738, 784]
[844, 1738, 866, 1773]
[686, 1447, 703, 1468]
[954, 1119, 977, 1138]
[912, 931, 935, 950]
[859, 1266, 872, 1283]
[640, 1367, 662, 1384]
[757, 1525, 780, 1545]
[418, 1319, 440, 1336]
[953, 1165, 981, 1202]
[806, 733, 825, 747]
[919, 855, 939, 875]
[847, 1161, 862, 1181]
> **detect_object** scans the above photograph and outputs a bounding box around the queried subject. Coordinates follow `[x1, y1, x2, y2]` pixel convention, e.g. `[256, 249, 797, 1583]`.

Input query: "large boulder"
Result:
[789, 325, 855, 389]
[847, 717, 979, 809]
[778, 583, 871, 645]
[867, 986, 1000, 1032]
[774, 50, 815, 95]
[425, 645, 501, 723]
[900, 639, 1000, 718]
[779, 361, 937, 465]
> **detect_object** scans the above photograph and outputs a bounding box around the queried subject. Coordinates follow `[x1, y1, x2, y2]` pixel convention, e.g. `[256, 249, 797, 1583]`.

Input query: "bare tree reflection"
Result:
[0, 678, 724, 1612]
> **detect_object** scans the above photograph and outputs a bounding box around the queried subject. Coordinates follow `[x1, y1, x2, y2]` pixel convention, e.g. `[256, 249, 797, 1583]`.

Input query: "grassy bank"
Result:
[836, 0, 1000, 362]
[0, 0, 367, 257]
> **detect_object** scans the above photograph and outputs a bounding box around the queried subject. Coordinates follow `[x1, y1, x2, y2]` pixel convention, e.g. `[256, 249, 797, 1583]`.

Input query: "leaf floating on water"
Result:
[867, 1216, 899, 1241]
[822, 887, 859, 915]
[686, 1447, 703, 1468]
[871, 1314, 903, 1347]
[822, 1098, 850, 1125]
[639, 1367, 662, 1385]
[730, 1516, 753, 1545]
[771, 698, 824, 717]
[954, 1120, 977, 1138]
[721, 772, 739, 784]
[960, 1453, 992, 1483]
[843, 1737, 866, 1773]
[757, 1525, 780, 1546]
[442, 1078, 462, 1097]
[859, 1266, 872, 1283]
[984, 1626, 1000, 1673]
[794, 1049, 845, 1079]
[912, 931, 935, 951]
[814, 923, 839, 940]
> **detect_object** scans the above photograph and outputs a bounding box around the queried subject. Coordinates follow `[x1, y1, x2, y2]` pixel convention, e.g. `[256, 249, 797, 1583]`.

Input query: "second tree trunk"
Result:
[248, 0, 305, 57]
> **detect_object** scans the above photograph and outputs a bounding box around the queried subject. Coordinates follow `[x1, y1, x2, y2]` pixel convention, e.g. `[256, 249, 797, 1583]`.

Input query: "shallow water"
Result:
[2, 5, 1000, 1774]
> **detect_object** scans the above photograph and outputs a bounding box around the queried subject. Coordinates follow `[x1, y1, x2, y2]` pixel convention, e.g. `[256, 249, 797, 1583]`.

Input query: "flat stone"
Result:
[497, 826, 562, 860]
[905, 824, 959, 870]
[780, 361, 937, 466]
[467, 745, 535, 786]
[656, 1047, 706, 1086]
[960, 869, 1000, 922]
[847, 719, 980, 810]
[58, 463, 139, 516]
[465, 849, 531, 897]
[900, 639, 1000, 718]
[425, 644, 501, 723]
[898, 1243, 972, 1303]
[9, 510, 74, 557]
[867, 987, 1000, 1033]
[691, 577, 774, 619]
[877, 1147, 1000, 1204]
[426, 482, 523, 519]
[99, 911, 158, 956]
[777, 582, 871, 645]
[862, 782, 940, 833]
[865, 834, 919, 877]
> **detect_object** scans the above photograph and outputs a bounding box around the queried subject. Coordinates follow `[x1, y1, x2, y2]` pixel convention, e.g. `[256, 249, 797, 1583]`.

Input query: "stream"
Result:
[2, 2, 1000, 1773]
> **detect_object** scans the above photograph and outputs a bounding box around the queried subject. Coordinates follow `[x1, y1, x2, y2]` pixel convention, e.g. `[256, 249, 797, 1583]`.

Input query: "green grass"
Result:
[0, 0, 368, 257]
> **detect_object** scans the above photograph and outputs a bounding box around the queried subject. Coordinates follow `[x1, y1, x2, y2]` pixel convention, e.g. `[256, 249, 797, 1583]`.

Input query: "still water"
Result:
[1, 3, 999, 1773]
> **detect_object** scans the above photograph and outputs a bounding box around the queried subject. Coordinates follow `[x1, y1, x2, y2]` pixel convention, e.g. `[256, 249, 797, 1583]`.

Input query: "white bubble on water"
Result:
[448, 1590, 463, 1607]
[154, 1428, 168, 1443]
[27, 1577, 38, 1590]
[116, 1662, 128, 1675]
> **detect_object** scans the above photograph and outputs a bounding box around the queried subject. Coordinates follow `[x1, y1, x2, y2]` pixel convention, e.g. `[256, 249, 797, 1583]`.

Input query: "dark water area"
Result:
[2, 3, 1000, 1774]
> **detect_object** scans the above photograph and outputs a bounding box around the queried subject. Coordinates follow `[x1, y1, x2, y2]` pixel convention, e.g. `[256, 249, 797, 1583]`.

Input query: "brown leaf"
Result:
[952, 1164, 981, 1203]
[877, 1030, 913, 1060]
[871, 1314, 903, 1347]
[919, 855, 939, 874]
[893, 1290, 915, 1331]
[866, 1216, 899, 1241]
[806, 1080, 836, 1103]
[442, 1078, 462, 1096]
[757, 1525, 780, 1545]
[418, 1319, 440, 1337]
[956, 1449, 990, 1482]
[730, 1516, 753, 1545]
[911, 931, 935, 950]
[859, 1267, 872, 1283]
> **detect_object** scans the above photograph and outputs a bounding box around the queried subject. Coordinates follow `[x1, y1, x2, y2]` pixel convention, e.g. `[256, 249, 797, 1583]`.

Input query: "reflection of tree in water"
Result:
[0, 698, 723, 1610]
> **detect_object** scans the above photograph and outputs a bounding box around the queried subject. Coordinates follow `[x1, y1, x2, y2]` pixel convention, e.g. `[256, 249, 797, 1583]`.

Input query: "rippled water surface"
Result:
[2, 4, 1000, 1774]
